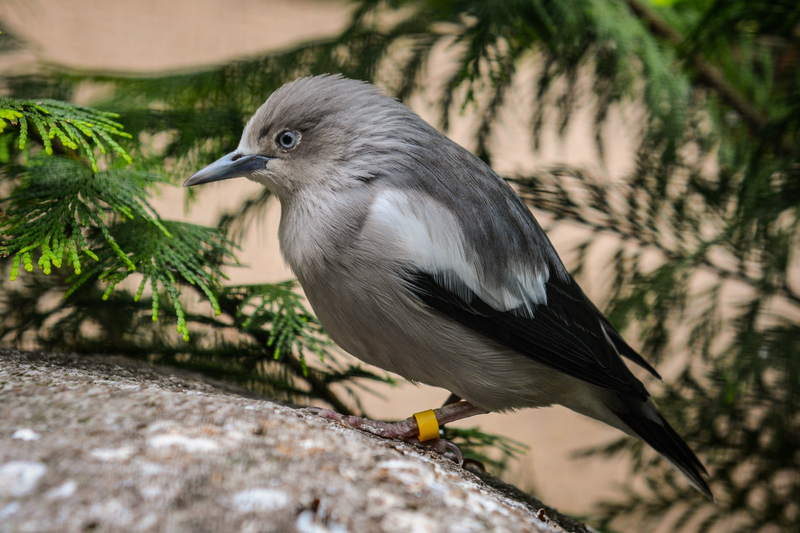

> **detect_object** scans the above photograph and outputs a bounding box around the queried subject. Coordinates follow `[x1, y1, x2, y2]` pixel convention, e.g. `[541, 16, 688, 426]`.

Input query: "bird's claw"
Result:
[420, 437, 464, 466]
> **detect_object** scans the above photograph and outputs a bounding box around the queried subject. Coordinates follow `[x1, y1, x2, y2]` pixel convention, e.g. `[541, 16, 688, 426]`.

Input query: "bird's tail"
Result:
[611, 399, 714, 500]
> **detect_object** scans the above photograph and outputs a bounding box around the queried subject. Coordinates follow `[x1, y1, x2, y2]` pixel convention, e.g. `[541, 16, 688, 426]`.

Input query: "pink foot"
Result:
[304, 401, 488, 466]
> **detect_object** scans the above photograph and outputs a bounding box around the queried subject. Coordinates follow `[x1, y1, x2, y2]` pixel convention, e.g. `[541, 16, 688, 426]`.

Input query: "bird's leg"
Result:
[306, 401, 488, 464]
[307, 400, 487, 439]
[442, 393, 462, 407]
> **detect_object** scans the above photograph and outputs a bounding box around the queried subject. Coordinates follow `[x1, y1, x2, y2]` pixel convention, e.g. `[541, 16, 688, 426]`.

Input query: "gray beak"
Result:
[183, 152, 272, 187]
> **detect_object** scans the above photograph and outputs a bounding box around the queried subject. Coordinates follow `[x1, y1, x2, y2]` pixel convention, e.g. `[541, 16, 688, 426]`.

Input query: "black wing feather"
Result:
[610, 402, 713, 498]
[405, 270, 651, 400]
[548, 277, 662, 380]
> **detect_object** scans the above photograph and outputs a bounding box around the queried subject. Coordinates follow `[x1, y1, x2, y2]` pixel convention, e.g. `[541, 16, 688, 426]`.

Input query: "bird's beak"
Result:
[183, 152, 272, 187]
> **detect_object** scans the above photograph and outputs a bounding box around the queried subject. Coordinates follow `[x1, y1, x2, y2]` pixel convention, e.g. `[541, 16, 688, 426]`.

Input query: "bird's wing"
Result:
[364, 187, 653, 400]
[404, 270, 650, 399]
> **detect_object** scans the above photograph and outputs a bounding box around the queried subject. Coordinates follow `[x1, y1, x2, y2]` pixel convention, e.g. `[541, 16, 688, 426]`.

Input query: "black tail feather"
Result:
[612, 401, 713, 500]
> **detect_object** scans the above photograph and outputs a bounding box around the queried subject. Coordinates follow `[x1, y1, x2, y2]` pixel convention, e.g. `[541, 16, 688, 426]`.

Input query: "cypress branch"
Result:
[0, 97, 132, 170]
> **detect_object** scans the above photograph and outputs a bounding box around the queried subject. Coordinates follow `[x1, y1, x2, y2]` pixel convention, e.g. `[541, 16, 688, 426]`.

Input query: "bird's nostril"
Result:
[230, 153, 243, 162]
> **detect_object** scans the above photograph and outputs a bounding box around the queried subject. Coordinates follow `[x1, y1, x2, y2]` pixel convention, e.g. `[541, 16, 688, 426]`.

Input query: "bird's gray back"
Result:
[379, 126, 570, 289]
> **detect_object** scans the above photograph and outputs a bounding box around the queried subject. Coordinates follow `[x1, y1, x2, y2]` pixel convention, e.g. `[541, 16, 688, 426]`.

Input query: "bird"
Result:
[184, 74, 712, 499]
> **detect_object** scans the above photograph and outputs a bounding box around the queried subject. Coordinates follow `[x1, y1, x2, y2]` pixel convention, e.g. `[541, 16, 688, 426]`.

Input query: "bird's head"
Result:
[183, 75, 423, 199]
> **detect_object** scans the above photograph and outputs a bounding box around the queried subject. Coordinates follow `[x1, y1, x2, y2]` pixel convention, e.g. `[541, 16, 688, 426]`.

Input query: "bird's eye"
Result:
[276, 130, 300, 150]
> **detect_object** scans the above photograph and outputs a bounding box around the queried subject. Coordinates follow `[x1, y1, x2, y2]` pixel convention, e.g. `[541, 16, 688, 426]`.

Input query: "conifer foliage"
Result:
[0, 102, 232, 342]
[0, 97, 132, 169]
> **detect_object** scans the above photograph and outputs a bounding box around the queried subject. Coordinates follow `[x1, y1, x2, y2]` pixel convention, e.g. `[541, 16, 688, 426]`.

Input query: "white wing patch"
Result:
[367, 189, 549, 314]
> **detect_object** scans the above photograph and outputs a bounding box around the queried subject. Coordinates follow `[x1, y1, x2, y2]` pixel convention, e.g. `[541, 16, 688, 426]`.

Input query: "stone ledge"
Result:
[0, 349, 594, 533]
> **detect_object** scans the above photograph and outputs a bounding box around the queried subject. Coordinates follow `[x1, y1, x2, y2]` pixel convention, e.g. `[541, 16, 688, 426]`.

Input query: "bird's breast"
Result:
[293, 256, 573, 412]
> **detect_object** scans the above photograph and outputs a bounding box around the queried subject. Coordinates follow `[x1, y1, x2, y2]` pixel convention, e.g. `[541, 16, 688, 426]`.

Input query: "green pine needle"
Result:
[1, 157, 158, 280]
[1, 155, 236, 341]
[73, 219, 237, 341]
[0, 97, 132, 170]
[223, 282, 330, 370]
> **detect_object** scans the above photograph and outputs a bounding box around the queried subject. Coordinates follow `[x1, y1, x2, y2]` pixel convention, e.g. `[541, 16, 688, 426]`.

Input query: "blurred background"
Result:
[1, 1, 798, 532]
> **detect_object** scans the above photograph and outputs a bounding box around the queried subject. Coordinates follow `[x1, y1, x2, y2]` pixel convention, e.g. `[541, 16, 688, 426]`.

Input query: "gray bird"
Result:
[184, 74, 712, 498]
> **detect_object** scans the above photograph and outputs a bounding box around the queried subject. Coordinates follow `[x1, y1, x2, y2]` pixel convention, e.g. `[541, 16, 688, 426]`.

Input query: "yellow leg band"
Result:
[413, 409, 440, 442]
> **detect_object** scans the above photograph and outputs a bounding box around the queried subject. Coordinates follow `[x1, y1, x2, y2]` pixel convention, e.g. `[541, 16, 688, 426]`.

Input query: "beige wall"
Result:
[2, 0, 655, 514]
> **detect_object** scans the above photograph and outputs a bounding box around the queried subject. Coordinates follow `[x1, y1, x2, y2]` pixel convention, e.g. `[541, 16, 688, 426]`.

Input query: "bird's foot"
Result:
[304, 401, 489, 466]
[305, 407, 463, 464]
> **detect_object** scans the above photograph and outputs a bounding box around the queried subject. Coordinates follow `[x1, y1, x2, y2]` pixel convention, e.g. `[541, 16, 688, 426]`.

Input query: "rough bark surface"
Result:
[0, 349, 593, 533]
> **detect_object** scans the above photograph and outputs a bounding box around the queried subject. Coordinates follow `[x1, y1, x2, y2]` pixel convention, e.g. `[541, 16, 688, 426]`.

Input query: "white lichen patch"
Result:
[146, 420, 179, 433]
[46, 480, 78, 499]
[445, 516, 487, 533]
[138, 484, 164, 500]
[115, 382, 141, 390]
[0, 461, 47, 497]
[465, 490, 507, 516]
[12, 428, 40, 441]
[299, 438, 327, 450]
[91, 446, 137, 461]
[223, 429, 250, 442]
[136, 460, 169, 476]
[229, 488, 289, 513]
[0, 502, 21, 520]
[147, 434, 219, 453]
